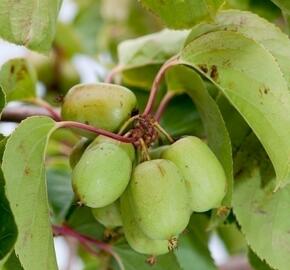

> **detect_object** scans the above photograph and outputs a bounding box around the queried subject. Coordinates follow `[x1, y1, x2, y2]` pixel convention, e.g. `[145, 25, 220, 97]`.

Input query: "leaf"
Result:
[118, 29, 188, 88]
[160, 94, 204, 138]
[216, 94, 251, 154]
[118, 29, 188, 69]
[218, 223, 247, 255]
[2, 251, 24, 270]
[73, 0, 104, 55]
[2, 116, 58, 270]
[46, 168, 74, 223]
[166, 65, 233, 207]
[67, 206, 105, 239]
[138, 0, 224, 29]
[180, 25, 290, 187]
[0, 58, 37, 102]
[233, 165, 290, 270]
[270, 0, 290, 14]
[0, 138, 17, 266]
[175, 217, 217, 270]
[248, 249, 274, 270]
[113, 243, 181, 270]
[0, 86, 6, 117]
[225, 0, 280, 21]
[0, 0, 61, 53]
[212, 10, 290, 91]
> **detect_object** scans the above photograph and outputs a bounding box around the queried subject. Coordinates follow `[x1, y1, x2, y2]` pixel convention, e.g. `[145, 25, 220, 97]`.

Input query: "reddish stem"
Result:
[27, 98, 62, 121]
[143, 56, 179, 116]
[154, 91, 175, 122]
[105, 65, 124, 83]
[53, 225, 124, 270]
[57, 121, 136, 143]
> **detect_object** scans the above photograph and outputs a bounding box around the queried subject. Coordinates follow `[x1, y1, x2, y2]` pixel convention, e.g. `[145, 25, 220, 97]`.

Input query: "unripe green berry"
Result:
[92, 202, 122, 229]
[129, 159, 191, 240]
[88, 135, 135, 161]
[162, 136, 227, 212]
[72, 142, 132, 208]
[61, 83, 137, 136]
[120, 190, 169, 255]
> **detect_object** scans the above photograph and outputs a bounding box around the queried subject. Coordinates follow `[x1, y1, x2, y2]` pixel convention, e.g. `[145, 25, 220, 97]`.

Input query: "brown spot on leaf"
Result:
[255, 208, 267, 215]
[210, 65, 218, 81]
[10, 65, 15, 74]
[198, 64, 208, 74]
[24, 166, 31, 176]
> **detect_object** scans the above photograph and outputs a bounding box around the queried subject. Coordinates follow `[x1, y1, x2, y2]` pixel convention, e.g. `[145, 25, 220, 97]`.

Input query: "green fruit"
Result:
[149, 145, 169, 159]
[72, 142, 132, 208]
[88, 135, 135, 161]
[92, 202, 122, 229]
[69, 138, 92, 168]
[120, 190, 169, 255]
[162, 136, 227, 212]
[58, 60, 80, 93]
[61, 83, 137, 136]
[129, 159, 190, 240]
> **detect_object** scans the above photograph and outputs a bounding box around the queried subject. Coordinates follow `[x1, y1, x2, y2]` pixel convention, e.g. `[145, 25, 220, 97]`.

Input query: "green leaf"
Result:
[2, 116, 58, 270]
[225, 0, 280, 21]
[0, 85, 6, 117]
[270, 0, 290, 14]
[218, 224, 247, 255]
[233, 165, 290, 270]
[248, 249, 274, 270]
[212, 10, 290, 92]
[175, 218, 217, 270]
[46, 168, 74, 223]
[118, 29, 188, 89]
[160, 94, 204, 138]
[2, 251, 24, 270]
[216, 94, 251, 154]
[113, 243, 181, 270]
[67, 206, 105, 239]
[166, 65, 233, 207]
[118, 29, 188, 68]
[0, 58, 37, 102]
[0, 0, 61, 53]
[73, 0, 103, 55]
[139, 0, 224, 29]
[180, 25, 290, 187]
[0, 138, 17, 267]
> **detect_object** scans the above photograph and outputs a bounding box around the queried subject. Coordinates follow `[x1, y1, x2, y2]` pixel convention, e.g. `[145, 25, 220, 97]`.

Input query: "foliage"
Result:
[0, 1, 290, 270]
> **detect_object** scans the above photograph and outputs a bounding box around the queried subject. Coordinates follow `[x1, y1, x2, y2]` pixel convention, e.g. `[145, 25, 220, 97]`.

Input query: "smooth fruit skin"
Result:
[162, 136, 227, 212]
[69, 138, 92, 169]
[88, 135, 135, 161]
[92, 202, 122, 229]
[129, 159, 190, 240]
[72, 143, 132, 208]
[61, 83, 137, 134]
[120, 190, 169, 255]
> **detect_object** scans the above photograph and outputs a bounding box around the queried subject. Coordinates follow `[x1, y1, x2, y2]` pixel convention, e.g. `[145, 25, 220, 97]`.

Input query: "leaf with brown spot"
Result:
[0, 0, 61, 52]
[2, 116, 58, 270]
[180, 23, 290, 187]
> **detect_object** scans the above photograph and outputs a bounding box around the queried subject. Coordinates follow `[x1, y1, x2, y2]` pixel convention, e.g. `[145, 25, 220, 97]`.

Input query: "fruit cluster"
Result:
[61, 82, 227, 258]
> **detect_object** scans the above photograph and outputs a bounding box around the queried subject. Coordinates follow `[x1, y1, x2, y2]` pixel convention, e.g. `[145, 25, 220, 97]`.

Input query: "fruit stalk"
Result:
[57, 121, 136, 143]
[52, 225, 125, 270]
[154, 91, 175, 121]
[26, 98, 62, 121]
[143, 56, 180, 116]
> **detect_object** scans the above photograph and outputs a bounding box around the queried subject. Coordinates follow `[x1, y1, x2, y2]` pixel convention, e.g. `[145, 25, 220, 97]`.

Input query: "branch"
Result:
[1, 105, 60, 122]
[219, 256, 252, 270]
